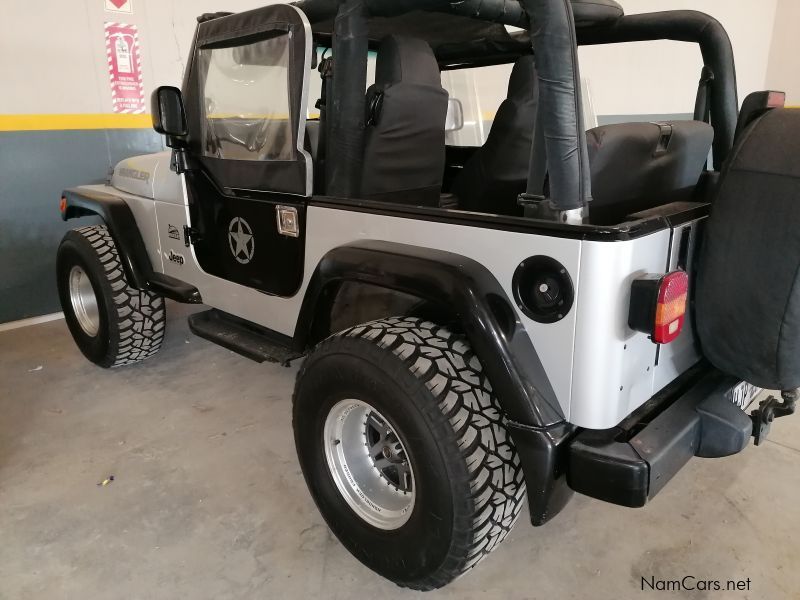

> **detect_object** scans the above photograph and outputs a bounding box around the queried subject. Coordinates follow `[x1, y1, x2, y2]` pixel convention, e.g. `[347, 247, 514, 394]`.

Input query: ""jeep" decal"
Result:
[166, 250, 185, 266]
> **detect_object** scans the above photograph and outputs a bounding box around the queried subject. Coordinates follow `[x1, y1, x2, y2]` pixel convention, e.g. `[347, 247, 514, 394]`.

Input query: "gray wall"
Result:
[0, 129, 162, 322]
[0, 0, 276, 324]
[766, 0, 800, 105]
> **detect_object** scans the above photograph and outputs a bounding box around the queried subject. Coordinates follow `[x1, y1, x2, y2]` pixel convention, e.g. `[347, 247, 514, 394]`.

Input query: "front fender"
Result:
[62, 187, 153, 289]
[61, 187, 201, 304]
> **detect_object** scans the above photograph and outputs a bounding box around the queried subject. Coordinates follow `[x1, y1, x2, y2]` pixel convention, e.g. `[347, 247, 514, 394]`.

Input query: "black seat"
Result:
[360, 35, 449, 206]
[304, 120, 320, 161]
[586, 121, 714, 223]
[452, 56, 539, 216]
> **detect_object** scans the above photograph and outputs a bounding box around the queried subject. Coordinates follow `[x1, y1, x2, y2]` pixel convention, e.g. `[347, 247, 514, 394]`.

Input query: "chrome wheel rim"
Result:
[323, 399, 415, 530]
[68, 265, 100, 337]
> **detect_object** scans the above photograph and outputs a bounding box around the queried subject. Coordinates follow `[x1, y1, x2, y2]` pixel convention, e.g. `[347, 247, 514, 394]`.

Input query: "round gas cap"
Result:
[513, 256, 574, 324]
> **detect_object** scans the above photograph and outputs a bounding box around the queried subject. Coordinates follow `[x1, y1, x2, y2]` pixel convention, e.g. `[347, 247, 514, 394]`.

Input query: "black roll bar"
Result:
[520, 0, 592, 216]
[325, 0, 369, 198]
[578, 10, 739, 170]
[295, 0, 528, 27]
[298, 1, 738, 209]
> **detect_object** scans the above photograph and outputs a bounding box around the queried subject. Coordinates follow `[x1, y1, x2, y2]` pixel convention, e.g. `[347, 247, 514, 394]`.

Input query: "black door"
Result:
[181, 5, 312, 296]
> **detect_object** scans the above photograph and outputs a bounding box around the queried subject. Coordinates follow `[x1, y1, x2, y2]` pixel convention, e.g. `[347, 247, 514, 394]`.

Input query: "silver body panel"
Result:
[651, 223, 703, 393]
[570, 233, 670, 428]
[111, 151, 179, 202]
[78, 148, 701, 429]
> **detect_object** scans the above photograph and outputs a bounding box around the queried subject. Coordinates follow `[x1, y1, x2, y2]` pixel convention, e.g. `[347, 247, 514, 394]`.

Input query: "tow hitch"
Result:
[751, 389, 798, 446]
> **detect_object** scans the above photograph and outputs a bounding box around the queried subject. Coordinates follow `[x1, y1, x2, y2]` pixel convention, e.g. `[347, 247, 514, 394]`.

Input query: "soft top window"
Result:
[199, 34, 293, 161]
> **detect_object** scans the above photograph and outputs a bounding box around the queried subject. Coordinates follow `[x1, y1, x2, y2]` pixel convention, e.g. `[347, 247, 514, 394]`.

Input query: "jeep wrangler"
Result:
[55, 0, 800, 590]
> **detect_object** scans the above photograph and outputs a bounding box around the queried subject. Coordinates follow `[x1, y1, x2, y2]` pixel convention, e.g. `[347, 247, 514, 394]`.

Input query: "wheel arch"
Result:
[298, 278, 451, 349]
[61, 188, 201, 304]
[62, 187, 153, 289]
[295, 241, 577, 525]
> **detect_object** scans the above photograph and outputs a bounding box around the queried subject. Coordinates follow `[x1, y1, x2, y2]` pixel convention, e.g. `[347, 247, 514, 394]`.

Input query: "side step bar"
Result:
[188, 309, 303, 366]
[567, 367, 753, 508]
[149, 272, 202, 304]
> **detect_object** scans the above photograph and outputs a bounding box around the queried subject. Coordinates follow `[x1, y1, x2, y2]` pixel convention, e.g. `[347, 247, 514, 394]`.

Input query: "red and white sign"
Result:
[105, 0, 133, 13]
[105, 22, 145, 114]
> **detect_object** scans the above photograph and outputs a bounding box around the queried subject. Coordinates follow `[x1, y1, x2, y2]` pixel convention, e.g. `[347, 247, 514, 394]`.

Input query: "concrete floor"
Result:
[1, 302, 799, 600]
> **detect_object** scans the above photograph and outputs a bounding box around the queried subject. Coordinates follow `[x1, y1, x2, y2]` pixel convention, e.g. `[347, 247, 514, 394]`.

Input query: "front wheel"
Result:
[56, 225, 165, 368]
[293, 317, 526, 590]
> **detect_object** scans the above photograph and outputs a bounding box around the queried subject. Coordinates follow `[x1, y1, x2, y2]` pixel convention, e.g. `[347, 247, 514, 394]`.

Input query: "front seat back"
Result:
[360, 36, 449, 206]
[453, 55, 539, 216]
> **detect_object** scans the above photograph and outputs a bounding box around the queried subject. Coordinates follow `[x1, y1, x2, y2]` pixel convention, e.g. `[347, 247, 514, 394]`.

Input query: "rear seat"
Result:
[586, 120, 714, 223]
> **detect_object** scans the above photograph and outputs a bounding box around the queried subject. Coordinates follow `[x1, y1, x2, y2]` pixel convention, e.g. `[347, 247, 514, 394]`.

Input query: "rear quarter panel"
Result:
[570, 230, 673, 428]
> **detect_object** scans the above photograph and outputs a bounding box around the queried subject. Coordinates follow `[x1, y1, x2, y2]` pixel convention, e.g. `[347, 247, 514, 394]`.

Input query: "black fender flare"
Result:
[61, 188, 201, 303]
[295, 241, 576, 524]
[62, 187, 153, 289]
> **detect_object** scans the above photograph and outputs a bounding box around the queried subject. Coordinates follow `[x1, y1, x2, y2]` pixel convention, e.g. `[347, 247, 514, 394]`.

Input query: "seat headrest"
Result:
[375, 35, 441, 87]
[507, 55, 538, 103]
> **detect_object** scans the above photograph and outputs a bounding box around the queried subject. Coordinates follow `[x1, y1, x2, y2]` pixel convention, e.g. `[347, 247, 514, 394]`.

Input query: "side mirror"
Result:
[151, 86, 188, 146]
[445, 98, 464, 132]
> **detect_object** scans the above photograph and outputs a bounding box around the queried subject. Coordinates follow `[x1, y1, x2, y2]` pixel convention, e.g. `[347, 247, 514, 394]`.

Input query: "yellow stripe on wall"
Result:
[0, 113, 153, 132]
[2, 108, 796, 133]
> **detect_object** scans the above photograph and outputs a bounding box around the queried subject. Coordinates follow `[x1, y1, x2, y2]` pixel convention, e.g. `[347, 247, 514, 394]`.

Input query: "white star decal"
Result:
[228, 217, 255, 264]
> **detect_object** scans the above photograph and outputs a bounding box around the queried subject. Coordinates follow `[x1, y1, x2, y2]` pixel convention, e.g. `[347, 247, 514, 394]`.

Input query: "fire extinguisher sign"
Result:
[105, 22, 145, 114]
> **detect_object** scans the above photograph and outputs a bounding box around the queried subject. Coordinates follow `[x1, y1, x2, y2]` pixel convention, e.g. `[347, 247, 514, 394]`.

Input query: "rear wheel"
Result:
[56, 225, 165, 368]
[293, 317, 526, 590]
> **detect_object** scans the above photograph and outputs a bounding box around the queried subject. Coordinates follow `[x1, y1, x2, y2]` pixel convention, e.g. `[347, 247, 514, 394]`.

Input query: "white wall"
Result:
[580, 0, 778, 117]
[0, 0, 791, 119]
[766, 0, 800, 105]
[0, 0, 284, 114]
[466, 1, 781, 121]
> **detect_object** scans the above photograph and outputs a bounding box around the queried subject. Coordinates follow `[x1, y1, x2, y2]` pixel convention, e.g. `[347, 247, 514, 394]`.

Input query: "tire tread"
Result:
[340, 316, 526, 589]
[73, 225, 165, 367]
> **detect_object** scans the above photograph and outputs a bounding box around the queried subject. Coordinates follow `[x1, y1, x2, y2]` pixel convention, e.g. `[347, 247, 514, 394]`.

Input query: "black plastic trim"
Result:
[61, 188, 202, 304]
[62, 188, 153, 289]
[309, 195, 705, 241]
[628, 274, 662, 336]
[506, 420, 577, 526]
[295, 240, 578, 524]
[567, 365, 753, 508]
[295, 241, 564, 425]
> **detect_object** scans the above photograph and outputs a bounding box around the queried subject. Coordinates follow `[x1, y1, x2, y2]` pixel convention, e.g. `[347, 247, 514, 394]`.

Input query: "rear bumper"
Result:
[567, 365, 753, 508]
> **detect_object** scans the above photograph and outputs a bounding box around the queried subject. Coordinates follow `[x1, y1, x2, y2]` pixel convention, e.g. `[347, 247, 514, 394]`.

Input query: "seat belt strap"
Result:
[694, 65, 715, 123]
[315, 54, 334, 192]
[526, 104, 548, 198]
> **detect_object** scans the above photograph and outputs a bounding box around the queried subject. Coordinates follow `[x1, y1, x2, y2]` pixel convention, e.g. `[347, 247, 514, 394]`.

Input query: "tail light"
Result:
[767, 91, 787, 109]
[629, 271, 689, 344]
[60, 195, 67, 215]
